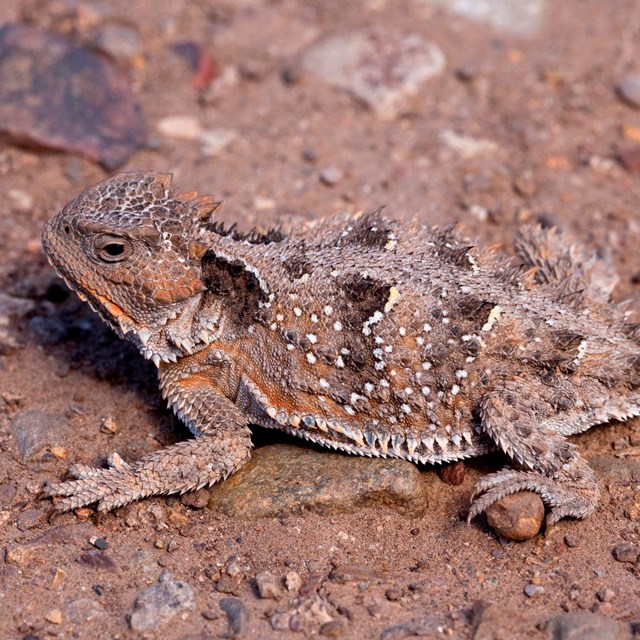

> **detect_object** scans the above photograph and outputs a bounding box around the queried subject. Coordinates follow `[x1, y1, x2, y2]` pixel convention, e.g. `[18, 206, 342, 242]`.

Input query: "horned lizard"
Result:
[41, 171, 640, 524]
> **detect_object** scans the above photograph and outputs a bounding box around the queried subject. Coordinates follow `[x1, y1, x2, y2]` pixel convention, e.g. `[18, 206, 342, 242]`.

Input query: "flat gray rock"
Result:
[303, 31, 445, 120]
[207, 444, 429, 518]
[11, 410, 69, 462]
[129, 573, 195, 632]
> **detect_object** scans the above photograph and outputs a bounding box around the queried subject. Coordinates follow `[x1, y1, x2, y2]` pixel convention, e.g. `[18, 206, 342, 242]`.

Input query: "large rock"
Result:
[546, 612, 632, 640]
[302, 31, 445, 120]
[0, 23, 145, 169]
[207, 444, 428, 518]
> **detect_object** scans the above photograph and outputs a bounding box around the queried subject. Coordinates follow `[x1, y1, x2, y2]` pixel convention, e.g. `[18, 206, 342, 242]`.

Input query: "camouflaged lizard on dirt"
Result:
[41, 171, 640, 524]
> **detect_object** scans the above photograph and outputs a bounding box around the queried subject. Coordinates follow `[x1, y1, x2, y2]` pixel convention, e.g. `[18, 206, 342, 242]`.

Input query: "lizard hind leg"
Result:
[468, 381, 600, 526]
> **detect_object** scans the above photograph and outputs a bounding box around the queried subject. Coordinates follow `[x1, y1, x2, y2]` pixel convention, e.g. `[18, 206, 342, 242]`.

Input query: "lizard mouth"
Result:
[57, 272, 139, 335]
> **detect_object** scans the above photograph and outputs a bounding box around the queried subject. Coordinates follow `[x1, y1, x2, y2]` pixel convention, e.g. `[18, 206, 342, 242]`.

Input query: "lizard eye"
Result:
[93, 235, 133, 263]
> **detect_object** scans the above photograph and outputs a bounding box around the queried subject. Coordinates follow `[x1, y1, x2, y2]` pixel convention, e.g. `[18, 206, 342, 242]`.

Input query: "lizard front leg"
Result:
[468, 380, 600, 526]
[45, 373, 252, 512]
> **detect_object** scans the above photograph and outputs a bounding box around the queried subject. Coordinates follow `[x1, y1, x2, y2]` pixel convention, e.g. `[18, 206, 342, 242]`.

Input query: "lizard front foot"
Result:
[468, 466, 600, 526]
[44, 453, 146, 512]
[44, 430, 252, 512]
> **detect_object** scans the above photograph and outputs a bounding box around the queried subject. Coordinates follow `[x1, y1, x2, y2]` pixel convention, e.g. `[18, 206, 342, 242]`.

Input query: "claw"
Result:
[468, 468, 598, 525]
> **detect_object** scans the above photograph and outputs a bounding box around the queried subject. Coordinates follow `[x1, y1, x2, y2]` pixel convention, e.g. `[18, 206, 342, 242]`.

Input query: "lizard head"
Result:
[42, 171, 219, 364]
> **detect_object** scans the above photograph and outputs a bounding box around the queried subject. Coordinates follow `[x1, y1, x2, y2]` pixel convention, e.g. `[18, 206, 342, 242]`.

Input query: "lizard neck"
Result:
[133, 291, 228, 367]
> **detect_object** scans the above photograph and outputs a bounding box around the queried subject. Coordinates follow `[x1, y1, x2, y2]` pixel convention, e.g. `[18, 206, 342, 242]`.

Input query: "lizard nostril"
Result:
[64, 225, 70, 234]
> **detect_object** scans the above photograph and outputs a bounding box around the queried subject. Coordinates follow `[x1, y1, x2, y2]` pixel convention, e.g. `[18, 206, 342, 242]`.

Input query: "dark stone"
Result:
[220, 598, 248, 637]
[77, 551, 117, 572]
[0, 23, 145, 169]
[612, 543, 640, 563]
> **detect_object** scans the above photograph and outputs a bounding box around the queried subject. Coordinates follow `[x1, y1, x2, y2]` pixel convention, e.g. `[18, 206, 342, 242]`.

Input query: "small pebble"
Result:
[75, 507, 92, 521]
[50, 446, 67, 459]
[180, 488, 210, 509]
[156, 115, 202, 140]
[51, 567, 68, 589]
[622, 124, 640, 142]
[166, 540, 179, 553]
[513, 170, 537, 198]
[596, 588, 615, 603]
[439, 461, 465, 485]
[591, 601, 614, 616]
[167, 509, 189, 527]
[485, 492, 545, 541]
[7, 188, 33, 211]
[198, 128, 237, 157]
[239, 59, 266, 81]
[546, 611, 630, 639]
[564, 533, 580, 548]
[455, 64, 478, 82]
[253, 196, 276, 211]
[618, 148, 640, 173]
[45, 609, 63, 624]
[90, 537, 108, 550]
[100, 416, 118, 434]
[385, 587, 402, 601]
[612, 542, 640, 563]
[302, 148, 318, 163]
[93, 24, 141, 62]
[524, 583, 544, 598]
[281, 67, 299, 85]
[220, 598, 248, 636]
[320, 166, 343, 186]
[226, 560, 242, 578]
[616, 74, 640, 109]
[319, 620, 344, 637]
[255, 571, 281, 599]
[129, 575, 195, 632]
[285, 571, 302, 591]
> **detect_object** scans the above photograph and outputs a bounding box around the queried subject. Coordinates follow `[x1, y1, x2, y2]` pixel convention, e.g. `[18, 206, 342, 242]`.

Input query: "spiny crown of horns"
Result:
[74, 171, 223, 234]
[74, 171, 287, 249]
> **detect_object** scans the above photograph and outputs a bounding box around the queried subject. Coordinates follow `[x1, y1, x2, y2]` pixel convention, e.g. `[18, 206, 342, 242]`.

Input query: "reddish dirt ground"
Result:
[1, 1, 640, 638]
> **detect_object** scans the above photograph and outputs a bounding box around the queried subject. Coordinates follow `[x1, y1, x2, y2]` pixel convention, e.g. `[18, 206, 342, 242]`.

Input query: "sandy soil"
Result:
[1, 1, 640, 638]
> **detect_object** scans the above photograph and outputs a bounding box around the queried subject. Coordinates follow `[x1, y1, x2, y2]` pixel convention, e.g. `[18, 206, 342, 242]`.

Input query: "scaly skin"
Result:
[41, 171, 640, 521]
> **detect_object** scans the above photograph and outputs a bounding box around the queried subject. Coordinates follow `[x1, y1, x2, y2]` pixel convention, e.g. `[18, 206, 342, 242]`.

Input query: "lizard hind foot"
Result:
[468, 465, 600, 527]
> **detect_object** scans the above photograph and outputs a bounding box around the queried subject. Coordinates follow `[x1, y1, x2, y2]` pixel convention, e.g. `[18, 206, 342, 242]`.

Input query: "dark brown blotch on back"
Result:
[341, 274, 391, 327]
[202, 251, 269, 325]
[339, 208, 393, 250]
[282, 248, 314, 281]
